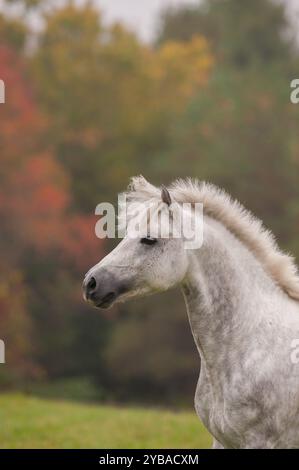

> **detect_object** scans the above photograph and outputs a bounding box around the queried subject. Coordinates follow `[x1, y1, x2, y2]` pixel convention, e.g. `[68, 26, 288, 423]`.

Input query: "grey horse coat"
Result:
[84, 177, 299, 448]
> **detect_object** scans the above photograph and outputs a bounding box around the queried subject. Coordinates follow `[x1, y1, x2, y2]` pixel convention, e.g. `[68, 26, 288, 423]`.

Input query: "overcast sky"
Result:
[0, 0, 298, 43]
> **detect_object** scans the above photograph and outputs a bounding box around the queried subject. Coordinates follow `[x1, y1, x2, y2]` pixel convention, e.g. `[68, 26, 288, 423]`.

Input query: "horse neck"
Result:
[182, 216, 279, 380]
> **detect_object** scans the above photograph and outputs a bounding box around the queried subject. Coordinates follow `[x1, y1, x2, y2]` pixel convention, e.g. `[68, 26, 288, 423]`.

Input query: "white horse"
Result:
[83, 176, 299, 449]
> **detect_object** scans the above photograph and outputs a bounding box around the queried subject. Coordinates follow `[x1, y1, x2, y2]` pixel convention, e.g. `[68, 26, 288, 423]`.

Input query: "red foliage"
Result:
[62, 215, 102, 271]
[0, 45, 44, 160]
[0, 44, 103, 270]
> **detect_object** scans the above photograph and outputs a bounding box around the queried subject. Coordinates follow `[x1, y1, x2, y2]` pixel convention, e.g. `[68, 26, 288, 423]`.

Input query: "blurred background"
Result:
[0, 0, 299, 448]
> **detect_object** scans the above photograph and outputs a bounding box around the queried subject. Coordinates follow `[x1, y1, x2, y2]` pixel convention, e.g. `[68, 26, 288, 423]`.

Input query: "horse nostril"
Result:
[87, 276, 97, 292]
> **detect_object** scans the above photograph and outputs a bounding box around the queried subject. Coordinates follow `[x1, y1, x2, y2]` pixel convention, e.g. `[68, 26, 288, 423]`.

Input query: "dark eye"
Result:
[140, 236, 157, 246]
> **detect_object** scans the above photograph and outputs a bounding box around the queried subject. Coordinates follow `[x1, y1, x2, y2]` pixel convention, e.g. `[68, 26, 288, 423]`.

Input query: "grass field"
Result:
[0, 393, 212, 449]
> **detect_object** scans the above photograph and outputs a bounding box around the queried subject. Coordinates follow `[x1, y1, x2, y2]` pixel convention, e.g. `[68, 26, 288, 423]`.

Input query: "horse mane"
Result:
[124, 175, 299, 301]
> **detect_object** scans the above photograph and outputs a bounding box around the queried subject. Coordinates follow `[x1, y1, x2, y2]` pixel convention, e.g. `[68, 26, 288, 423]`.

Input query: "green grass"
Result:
[0, 393, 212, 449]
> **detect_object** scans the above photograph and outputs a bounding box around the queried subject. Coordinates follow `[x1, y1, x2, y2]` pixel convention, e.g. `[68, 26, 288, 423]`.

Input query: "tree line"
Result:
[0, 0, 298, 406]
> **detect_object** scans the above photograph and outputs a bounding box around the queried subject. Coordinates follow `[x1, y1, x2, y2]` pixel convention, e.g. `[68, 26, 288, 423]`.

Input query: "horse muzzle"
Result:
[82, 270, 128, 309]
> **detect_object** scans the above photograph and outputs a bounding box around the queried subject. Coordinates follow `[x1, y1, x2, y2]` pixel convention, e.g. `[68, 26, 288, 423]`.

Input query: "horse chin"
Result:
[94, 289, 132, 309]
[95, 300, 114, 310]
[95, 292, 117, 309]
[93, 286, 151, 310]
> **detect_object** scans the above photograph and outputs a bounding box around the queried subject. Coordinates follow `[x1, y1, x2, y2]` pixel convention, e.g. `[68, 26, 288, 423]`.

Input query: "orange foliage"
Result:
[0, 44, 103, 270]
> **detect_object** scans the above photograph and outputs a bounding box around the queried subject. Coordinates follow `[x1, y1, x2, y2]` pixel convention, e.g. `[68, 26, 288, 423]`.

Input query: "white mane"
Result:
[122, 175, 299, 301]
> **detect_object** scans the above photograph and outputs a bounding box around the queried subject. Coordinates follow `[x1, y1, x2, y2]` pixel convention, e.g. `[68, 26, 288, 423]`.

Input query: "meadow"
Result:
[0, 394, 212, 449]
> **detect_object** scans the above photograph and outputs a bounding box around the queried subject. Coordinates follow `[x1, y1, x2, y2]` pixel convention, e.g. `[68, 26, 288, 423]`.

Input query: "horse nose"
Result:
[83, 276, 97, 299]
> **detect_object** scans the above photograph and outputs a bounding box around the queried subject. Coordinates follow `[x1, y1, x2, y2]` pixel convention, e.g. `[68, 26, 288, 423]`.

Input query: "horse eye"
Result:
[140, 237, 157, 246]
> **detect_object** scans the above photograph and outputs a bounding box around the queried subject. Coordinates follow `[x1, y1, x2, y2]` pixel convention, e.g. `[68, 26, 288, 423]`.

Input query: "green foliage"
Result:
[157, 0, 294, 68]
[0, 14, 27, 50]
[159, 65, 299, 248]
[104, 291, 199, 406]
[31, 3, 212, 209]
[23, 377, 104, 403]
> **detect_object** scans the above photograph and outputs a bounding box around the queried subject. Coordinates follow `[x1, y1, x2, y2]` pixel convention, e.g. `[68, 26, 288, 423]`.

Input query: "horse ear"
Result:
[161, 185, 172, 206]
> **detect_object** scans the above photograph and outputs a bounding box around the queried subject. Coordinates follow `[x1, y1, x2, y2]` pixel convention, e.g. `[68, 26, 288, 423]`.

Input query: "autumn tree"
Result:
[157, 0, 294, 69]
[31, 2, 213, 209]
[3, 0, 298, 405]
[156, 0, 299, 255]
[0, 42, 106, 384]
[29, 2, 213, 398]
